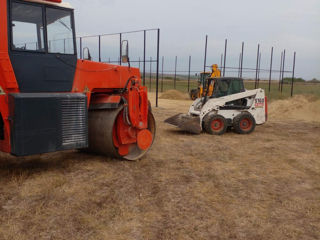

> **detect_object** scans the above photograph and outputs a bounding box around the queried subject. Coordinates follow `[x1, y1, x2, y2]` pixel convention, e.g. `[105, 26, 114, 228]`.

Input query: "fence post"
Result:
[203, 35, 208, 73]
[149, 57, 152, 91]
[161, 56, 164, 93]
[80, 37, 82, 59]
[119, 33, 122, 65]
[156, 28, 160, 107]
[257, 52, 262, 88]
[279, 51, 283, 91]
[238, 53, 241, 77]
[268, 47, 274, 93]
[223, 39, 227, 77]
[203, 35, 208, 95]
[143, 30, 146, 86]
[281, 49, 286, 93]
[240, 42, 244, 78]
[174, 56, 177, 89]
[291, 52, 296, 97]
[188, 56, 191, 92]
[255, 44, 260, 88]
[98, 35, 101, 62]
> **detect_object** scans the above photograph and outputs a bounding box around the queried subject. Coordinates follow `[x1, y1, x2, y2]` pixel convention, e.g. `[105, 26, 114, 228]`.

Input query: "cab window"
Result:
[229, 80, 243, 94]
[11, 1, 75, 55]
[46, 8, 75, 54]
[11, 2, 45, 51]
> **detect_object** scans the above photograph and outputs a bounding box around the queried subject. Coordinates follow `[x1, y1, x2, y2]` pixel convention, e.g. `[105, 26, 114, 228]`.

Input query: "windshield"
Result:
[212, 79, 244, 97]
[11, 2, 45, 51]
[47, 8, 75, 54]
[11, 2, 75, 54]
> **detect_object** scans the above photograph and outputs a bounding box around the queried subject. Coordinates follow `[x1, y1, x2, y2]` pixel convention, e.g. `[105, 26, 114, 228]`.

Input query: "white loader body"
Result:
[189, 88, 267, 131]
[165, 77, 267, 135]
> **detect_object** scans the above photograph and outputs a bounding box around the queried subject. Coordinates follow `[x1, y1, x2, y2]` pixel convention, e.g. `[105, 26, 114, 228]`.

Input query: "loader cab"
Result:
[210, 77, 245, 98]
[198, 72, 211, 85]
[8, 0, 77, 92]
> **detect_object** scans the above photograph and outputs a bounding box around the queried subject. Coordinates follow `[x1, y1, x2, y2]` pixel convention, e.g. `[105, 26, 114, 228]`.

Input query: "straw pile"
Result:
[159, 90, 189, 100]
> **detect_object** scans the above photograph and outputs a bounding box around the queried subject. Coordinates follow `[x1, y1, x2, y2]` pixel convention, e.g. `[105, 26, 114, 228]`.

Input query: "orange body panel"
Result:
[72, 59, 151, 153]
[90, 95, 121, 105]
[72, 60, 142, 100]
[0, 0, 20, 153]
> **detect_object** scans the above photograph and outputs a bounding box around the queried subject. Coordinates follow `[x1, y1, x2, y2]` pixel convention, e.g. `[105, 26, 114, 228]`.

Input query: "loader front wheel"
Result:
[233, 112, 256, 134]
[203, 114, 227, 135]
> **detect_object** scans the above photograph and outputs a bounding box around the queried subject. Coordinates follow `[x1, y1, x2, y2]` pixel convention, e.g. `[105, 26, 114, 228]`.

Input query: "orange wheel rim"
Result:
[211, 119, 224, 131]
[240, 118, 252, 130]
[137, 129, 153, 150]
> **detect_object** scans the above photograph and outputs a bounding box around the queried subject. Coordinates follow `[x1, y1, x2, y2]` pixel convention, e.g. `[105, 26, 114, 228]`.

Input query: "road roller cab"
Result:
[0, 0, 156, 160]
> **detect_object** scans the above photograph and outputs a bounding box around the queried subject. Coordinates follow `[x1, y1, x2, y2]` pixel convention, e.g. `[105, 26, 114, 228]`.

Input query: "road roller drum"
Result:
[88, 107, 156, 161]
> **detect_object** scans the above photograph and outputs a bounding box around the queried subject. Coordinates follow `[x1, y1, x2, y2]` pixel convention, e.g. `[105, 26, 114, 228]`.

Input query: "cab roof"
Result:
[22, 0, 73, 9]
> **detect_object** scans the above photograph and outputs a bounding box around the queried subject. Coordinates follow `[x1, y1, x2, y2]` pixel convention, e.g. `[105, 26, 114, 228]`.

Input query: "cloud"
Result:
[68, 0, 320, 79]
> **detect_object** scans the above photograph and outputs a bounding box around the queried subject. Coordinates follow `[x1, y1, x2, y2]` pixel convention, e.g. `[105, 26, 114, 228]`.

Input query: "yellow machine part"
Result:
[198, 64, 221, 98]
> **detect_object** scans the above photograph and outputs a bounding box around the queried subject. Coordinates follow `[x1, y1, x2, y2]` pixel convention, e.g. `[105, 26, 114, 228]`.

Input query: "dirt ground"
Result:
[0, 93, 319, 240]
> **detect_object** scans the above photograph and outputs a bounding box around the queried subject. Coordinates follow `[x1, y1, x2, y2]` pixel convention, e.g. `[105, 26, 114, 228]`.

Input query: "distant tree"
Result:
[310, 78, 320, 83]
[283, 77, 305, 83]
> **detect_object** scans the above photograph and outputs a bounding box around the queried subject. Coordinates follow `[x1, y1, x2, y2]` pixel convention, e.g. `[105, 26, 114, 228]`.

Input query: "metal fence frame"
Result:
[155, 36, 297, 98]
[77, 32, 298, 105]
[78, 28, 161, 106]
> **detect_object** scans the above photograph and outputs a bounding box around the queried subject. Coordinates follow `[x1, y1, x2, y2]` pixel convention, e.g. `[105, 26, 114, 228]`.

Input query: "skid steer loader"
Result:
[165, 77, 267, 135]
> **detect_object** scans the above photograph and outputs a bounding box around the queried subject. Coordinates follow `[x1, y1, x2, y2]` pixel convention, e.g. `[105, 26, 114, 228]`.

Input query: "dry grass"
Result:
[159, 89, 189, 100]
[0, 94, 319, 240]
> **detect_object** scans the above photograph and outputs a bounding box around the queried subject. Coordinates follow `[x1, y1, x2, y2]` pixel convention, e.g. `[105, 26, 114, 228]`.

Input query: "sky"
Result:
[68, 0, 320, 80]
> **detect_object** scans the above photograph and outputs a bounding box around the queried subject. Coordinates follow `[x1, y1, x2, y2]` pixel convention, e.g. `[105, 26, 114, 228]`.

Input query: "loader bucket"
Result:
[164, 114, 201, 134]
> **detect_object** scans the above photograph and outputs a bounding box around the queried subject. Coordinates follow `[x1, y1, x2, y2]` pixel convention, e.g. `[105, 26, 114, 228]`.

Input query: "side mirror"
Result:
[121, 40, 129, 63]
[83, 47, 92, 61]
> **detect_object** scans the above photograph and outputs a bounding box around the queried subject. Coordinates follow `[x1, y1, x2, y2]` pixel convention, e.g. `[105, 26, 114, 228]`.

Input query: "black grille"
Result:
[61, 98, 88, 148]
[9, 93, 88, 156]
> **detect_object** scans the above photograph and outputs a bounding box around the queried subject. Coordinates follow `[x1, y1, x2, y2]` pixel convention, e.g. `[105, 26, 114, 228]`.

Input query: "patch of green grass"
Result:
[145, 77, 320, 101]
[244, 81, 320, 100]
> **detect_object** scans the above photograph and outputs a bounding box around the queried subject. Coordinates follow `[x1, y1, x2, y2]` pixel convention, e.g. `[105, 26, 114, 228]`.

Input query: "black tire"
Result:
[190, 89, 199, 100]
[233, 112, 256, 134]
[148, 100, 152, 113]
[203, 114, 227, 135]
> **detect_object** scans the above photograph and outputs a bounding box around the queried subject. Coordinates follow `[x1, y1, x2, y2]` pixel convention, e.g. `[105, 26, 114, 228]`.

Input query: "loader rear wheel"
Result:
[203, 114, 227, 135]
[233, 112, 256, 134]
[87, 107, 156, 161]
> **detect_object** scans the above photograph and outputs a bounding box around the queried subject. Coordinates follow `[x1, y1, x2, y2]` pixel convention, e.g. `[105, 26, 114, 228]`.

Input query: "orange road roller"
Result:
[0, 0, 155, 160]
